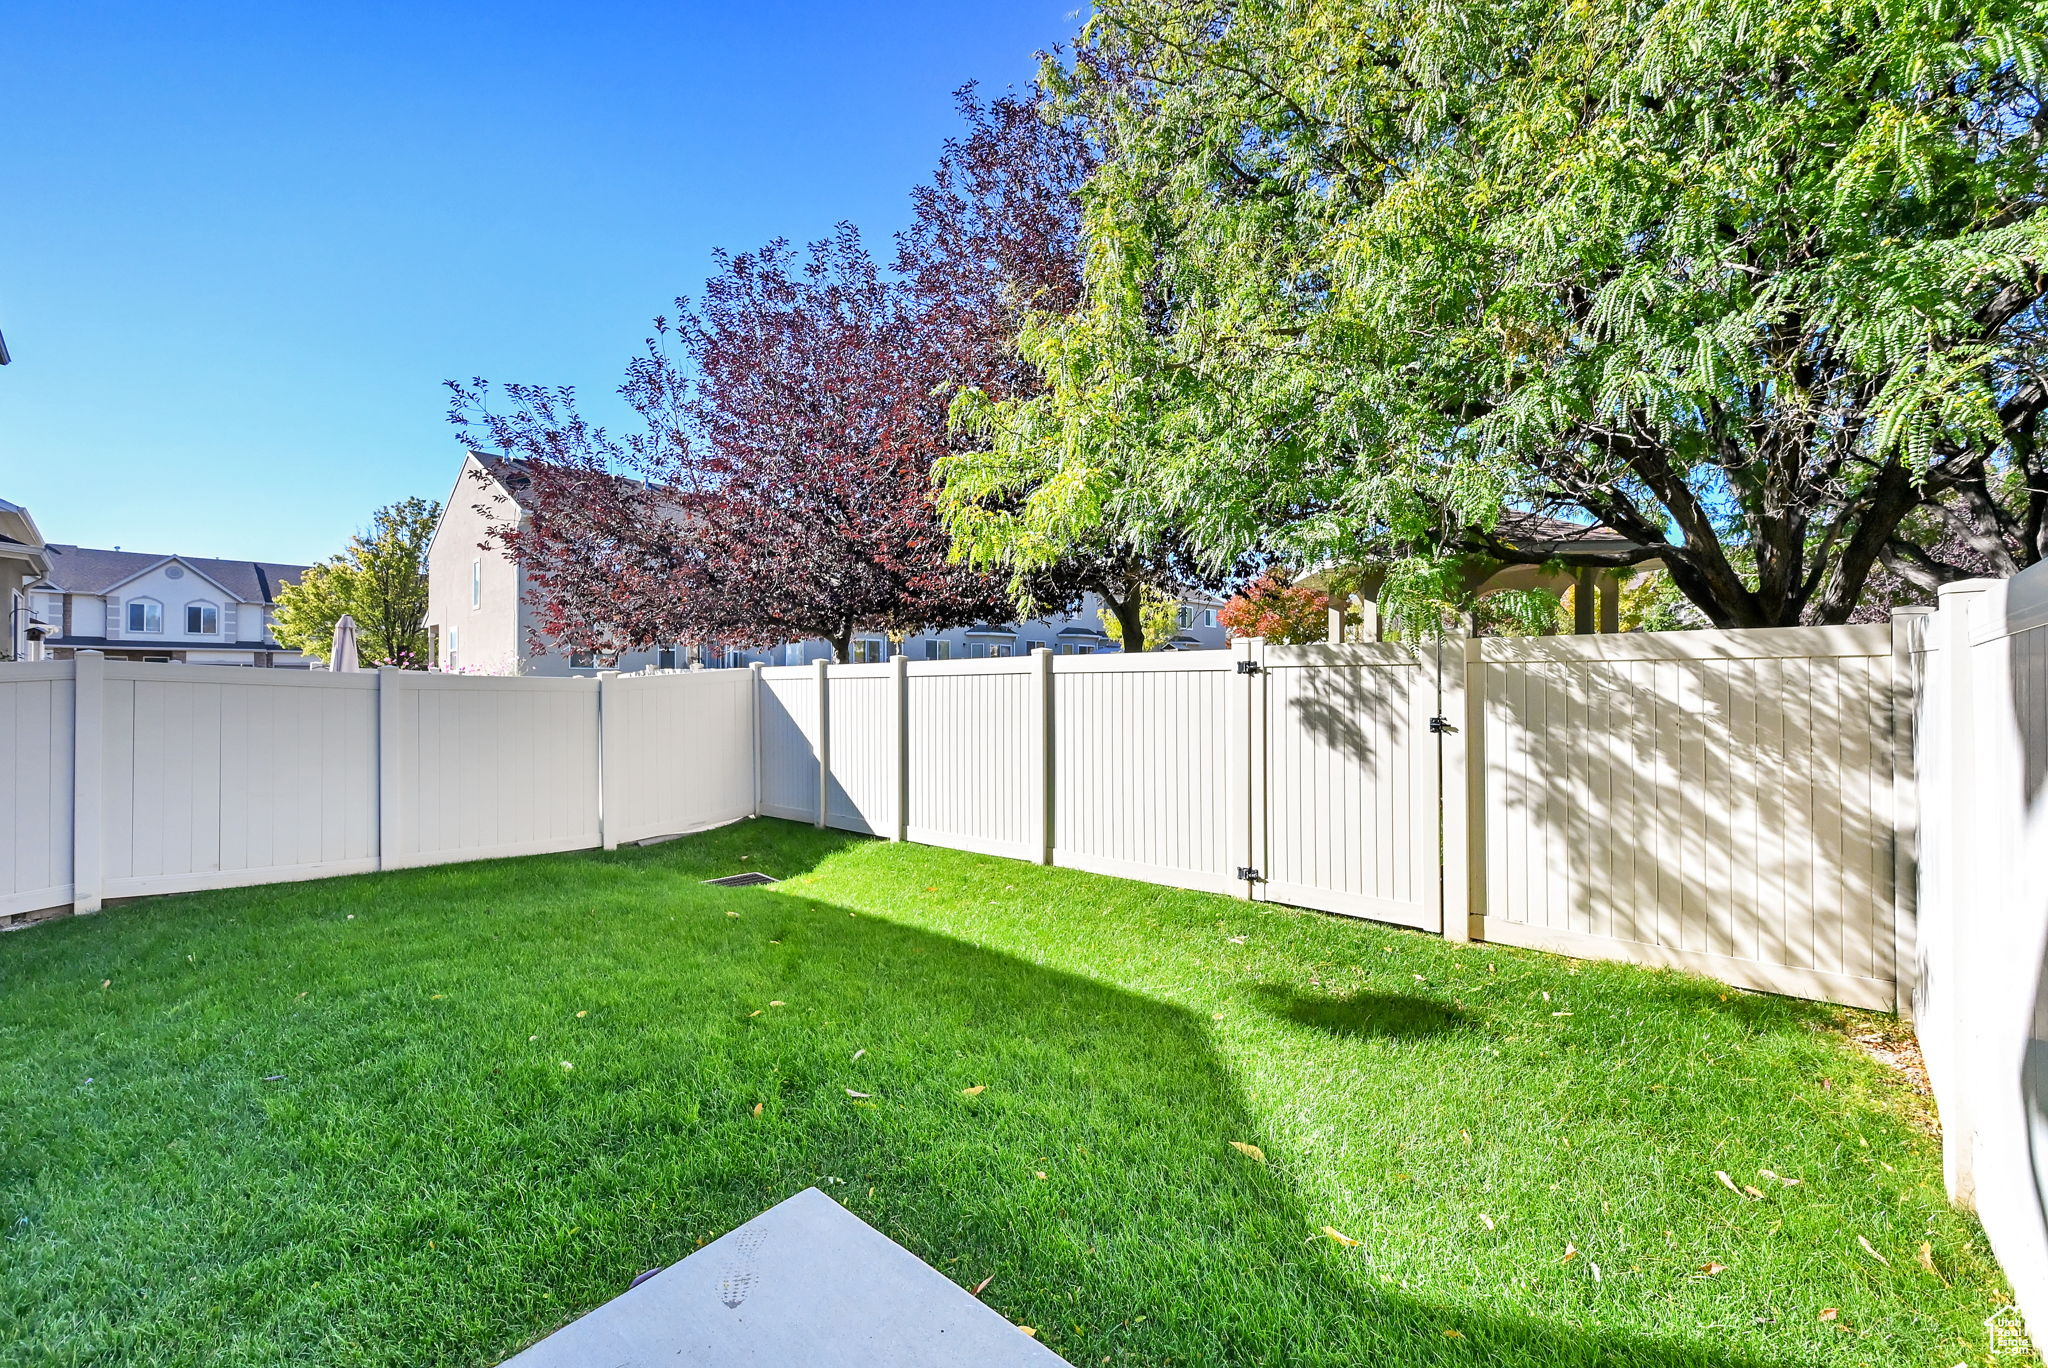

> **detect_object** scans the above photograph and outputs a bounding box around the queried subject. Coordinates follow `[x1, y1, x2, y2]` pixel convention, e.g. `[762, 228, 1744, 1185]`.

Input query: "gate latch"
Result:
[1429, 716, 1458, 734]
[1237, 866, 1264, 883]
[1236, 660, 1262, 675]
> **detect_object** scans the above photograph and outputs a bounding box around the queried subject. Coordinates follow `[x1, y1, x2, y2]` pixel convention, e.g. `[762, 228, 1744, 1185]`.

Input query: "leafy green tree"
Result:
[1096, 583, 1182, 650]
[275, 498, 439, 667]
[945, 0, 2048, 627]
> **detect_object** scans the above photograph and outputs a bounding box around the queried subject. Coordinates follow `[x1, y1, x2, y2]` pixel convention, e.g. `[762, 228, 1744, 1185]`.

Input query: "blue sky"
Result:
[1, 2, 1078, 565]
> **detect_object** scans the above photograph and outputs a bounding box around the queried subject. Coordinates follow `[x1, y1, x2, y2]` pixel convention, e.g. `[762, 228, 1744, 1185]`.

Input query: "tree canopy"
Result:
[274, 498, 438, 667]
[941, 0, 2048, 627]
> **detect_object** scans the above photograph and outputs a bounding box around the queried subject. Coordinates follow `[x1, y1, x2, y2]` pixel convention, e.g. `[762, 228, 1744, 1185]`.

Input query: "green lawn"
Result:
[0, 820, 2012, 1366]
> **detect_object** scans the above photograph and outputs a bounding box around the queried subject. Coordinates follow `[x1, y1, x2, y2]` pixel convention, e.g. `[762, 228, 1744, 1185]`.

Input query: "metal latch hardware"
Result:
[1236, 660, 1262, 675]
[1237, 866, 1264, 882]
[1429, 716, 1458, 734]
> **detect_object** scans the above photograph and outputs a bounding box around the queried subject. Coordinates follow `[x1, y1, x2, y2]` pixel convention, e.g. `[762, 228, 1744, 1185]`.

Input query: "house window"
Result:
[925, 639, 951, 660]
[851, 639, 885, 664]
[570, 650, 594, 668]
[126, 600, 163, 633]
[658, 646, 678, 670]
[470, 559, 482, 609]
[185, 604, 218, 635]
[447, 627, 459, 671]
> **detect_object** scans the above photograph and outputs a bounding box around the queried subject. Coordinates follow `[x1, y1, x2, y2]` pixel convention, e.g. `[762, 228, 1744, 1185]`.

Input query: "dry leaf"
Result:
[1917, 1242, 1938, 1276]
[1857, 1235, 1890, 1265]
[725, 911, 739, 918]
[751, 1102, 763, 1116]
[844, 1088, 871, 1098]
[1320, 1226, 1361, 1248]
[1478, 1213, 1496, 1230]
[1017, 1326, 1037, 1338]
[1443, 1329, 1464, 1339]
[1589, 1262, 1602, 1282]
[749, 1010, 762, 1018]
[971, 1275, 993, 1297]
[575, 1010, 587, 1018]
[560, 1061, 574, 1071]
[852, 1048, 866, 1061]
[1552, 1010, 1573, 1017]
[769, 1001, 785, 1007]
[1034, 1171, 1048, 1181]
[1226, 935, 1248, 944]
[100, 980, 111, 989]
[1715, 1171, 1751, 1197]
[1561, 1243, 1579, 1262]
[1229, 1141, 1267, 1163]
[1818, 1308, 1839, 1322]
[1700, 1262, 1726, 1276]
[961, 1084, 985, 1096]
[1212, 1012, 1226, 1020]
[1742, 1185, 1768, 1200]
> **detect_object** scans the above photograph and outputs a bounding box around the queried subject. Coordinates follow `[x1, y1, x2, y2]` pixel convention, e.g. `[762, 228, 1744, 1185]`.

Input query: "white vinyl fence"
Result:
[0, 657, 753, 914]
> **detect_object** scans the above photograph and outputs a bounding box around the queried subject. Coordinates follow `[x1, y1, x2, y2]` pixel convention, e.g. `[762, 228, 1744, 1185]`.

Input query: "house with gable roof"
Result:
[25, 544, 312, 666]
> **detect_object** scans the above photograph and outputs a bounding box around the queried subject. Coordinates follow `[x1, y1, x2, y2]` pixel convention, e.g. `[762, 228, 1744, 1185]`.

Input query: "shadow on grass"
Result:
[0, 820, 1776, 1368]
[1252, 983, 1476, 1040]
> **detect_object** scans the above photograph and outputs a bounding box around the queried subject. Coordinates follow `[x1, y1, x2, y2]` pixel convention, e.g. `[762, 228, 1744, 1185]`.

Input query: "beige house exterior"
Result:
[1, 498, 50, 660]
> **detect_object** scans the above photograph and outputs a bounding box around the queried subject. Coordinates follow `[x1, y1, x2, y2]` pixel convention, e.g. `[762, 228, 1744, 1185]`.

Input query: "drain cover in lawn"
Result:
[500, 1187, 1067, 1366]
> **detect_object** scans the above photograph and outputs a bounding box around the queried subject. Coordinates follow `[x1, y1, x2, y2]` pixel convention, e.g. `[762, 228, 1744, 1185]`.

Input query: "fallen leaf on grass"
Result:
[961, 1085, 985, 1096]
[769, 1001, 785, 1008]
[1590, 1262, 1602, 1282]
[1551, 1010, 1573, 1017]
[971, 1275, 993, 1297]
[1477, 1214, 1495, 1230]
[751, 1102, 763, 1116]
[1857, 1236, 1890, 1265]
[844, 1088, 871, 1099]
[100, 980, 110, 990]
[431, 994, 446, 1001]
[1443, 1329, 1464, 1339]
[1818, 1309, 1839, 1321]
[560, 1061, 574, 1071]
[1918, 1242, 1940, 1277]
[1034, 1171, 1047, 1181]
[1319, 1226, 1361, 1248]
[575, 1010, 587, 1018]
[1561, 1243, 1579, 1263]
[1017, 1326, 1037, 1338]
[851, 1048, 865, 1061]
[1715, 1171, 1759, 1198]
[749, 1010, 762, 1018]
[1700, 1262, 1726, 1276]
[1226, 935, 1248, 945]
[261, 1074, 287, 1082]
[1741, 1184, 1768, 1200]
[1229, 1141, 1266, 1163]
[725, 911, 739, 918]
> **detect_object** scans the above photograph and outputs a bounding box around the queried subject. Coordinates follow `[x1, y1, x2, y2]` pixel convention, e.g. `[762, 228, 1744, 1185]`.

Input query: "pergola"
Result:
[1309, 514, 1665, 641]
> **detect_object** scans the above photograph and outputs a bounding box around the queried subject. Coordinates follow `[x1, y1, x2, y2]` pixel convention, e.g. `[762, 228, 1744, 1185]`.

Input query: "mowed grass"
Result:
[0, 820, 2012, 1367]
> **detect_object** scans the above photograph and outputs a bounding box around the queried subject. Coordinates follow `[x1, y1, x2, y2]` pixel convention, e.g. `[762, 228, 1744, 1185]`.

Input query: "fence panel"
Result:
[905, 658, 1038, 860]
[824, 665, 895, 836]
[0, 661, 76, 916]
[391, 672, 599, 868]
[1471, 626, 1898, 1008]
[602, 670, 755, 845]
[1051, 651, 1239, 895]
[1258, 643, 1442, 930]
[756, 666, 822, 823]
[101, 662, 379, 897]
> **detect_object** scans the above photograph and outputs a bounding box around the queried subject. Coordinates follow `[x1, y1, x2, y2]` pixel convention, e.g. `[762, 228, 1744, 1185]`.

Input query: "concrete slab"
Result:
[499, 1188, 1069, 1367]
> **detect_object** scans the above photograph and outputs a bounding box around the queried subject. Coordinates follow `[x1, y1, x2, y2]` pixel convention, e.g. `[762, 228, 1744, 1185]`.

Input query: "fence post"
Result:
[1030, 647, 1053, 864]
[814, 657, 830, 828]
[1229, 635, 1262, 900]
[1438, 638, 1471, 942]
[71, 651, 104, 914]
[749, 662, 764, 818]
[1461, 637, 1487, 939]
[891, 652, 910, 842]
[597, 671, 621, 851]
[377, 667, 402, 871]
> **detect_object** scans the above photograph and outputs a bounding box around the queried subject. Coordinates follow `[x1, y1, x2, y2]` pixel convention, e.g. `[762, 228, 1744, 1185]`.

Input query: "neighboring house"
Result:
[27, 545, 311, 667]
[1, 497, 51, 660]
[425, 450, 1230, 677]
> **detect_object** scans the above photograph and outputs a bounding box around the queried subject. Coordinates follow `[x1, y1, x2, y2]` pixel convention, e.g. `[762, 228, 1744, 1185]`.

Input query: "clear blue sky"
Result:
[1, 2, 1078, 565]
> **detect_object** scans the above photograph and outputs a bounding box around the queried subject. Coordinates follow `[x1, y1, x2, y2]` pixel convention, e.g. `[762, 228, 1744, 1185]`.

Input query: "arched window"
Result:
[126, 599, 163, 633]
[184, 602, 219, 635]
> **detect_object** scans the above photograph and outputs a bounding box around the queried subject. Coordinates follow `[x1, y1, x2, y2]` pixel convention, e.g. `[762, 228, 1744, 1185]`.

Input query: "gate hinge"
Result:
[1429, 715, 1458, 734]
[1235, 660, 1262, 675]
[1237, 866, 1264, 883]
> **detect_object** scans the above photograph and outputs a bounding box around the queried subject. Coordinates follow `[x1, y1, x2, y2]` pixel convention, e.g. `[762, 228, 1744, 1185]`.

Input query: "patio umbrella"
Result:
[328, 614, 361, 672]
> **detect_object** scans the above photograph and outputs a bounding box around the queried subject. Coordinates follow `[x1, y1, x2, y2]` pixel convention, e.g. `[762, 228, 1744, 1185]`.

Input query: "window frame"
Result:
[126, 599, 163, 634]
[185, 602, 219, 636]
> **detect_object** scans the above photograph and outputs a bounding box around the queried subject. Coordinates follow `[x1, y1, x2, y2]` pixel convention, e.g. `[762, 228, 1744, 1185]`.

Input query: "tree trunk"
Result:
[828, 624, 855, 663]
[1105, 590, 1148, 653]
